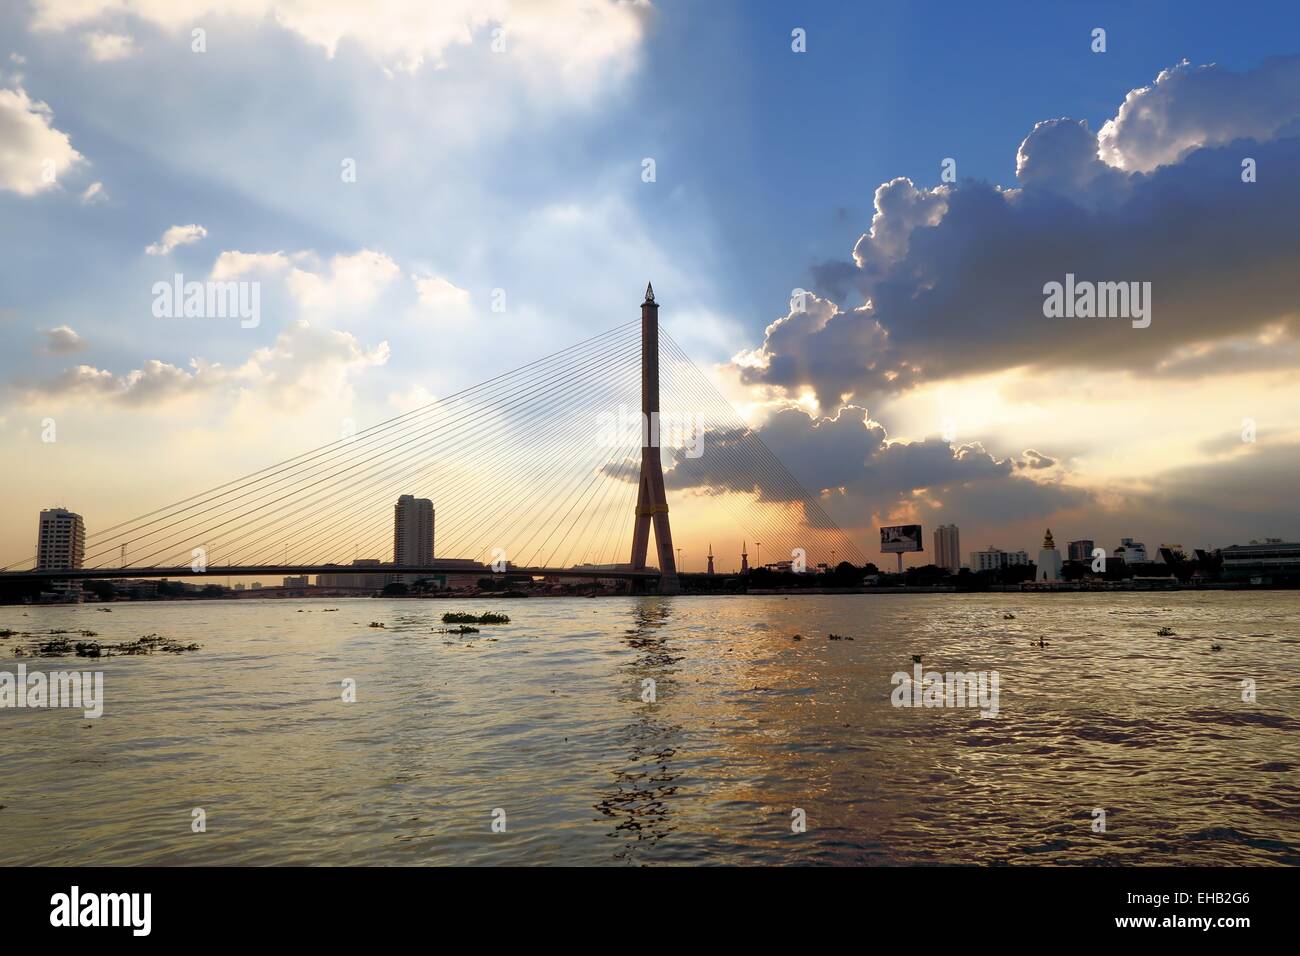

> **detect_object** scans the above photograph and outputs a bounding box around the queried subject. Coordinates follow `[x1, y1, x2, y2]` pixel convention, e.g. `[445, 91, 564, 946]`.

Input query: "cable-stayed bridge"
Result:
[2, 286, 866, 593]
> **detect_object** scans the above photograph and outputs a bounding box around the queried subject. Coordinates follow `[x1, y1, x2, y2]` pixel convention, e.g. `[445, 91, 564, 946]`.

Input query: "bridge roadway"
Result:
[0, 562, 665, 584]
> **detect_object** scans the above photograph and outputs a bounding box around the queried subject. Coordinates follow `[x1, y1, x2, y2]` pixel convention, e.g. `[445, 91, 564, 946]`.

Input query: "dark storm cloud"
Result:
[659, 406, 1089, 530]
[1123, 441, 1300, 545]
[742, 58, 1300, 412]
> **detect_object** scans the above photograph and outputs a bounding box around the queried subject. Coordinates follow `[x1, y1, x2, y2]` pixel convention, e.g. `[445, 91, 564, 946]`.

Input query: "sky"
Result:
[2, 0, 1300, 571]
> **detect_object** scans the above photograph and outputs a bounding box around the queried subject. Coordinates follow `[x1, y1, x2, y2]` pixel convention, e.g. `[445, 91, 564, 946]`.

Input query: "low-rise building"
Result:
[1113, 537, 1149, 563]
[969, 547, 1030, 571]
[1220, 539, 1300, 582]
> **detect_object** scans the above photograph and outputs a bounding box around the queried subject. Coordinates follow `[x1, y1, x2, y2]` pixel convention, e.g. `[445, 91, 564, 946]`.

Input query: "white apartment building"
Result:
[969, 546, 1030, 571]
[1113, 537, 1149, 563]
[36, 508, 85, 595]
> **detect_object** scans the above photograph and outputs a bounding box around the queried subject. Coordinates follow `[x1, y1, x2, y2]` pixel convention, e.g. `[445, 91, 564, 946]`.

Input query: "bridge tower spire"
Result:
[629, 282, 680, 594]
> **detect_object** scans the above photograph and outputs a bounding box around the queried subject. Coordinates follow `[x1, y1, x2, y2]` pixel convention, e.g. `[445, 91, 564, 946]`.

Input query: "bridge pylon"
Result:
[629, 282, 680, 594]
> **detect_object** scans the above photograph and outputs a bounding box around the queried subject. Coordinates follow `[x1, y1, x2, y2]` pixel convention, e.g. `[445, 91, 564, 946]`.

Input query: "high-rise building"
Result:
[933, 524, 961, 572]
[36, 508, 85, 570]
[740, 542, 749, 573]
[1036, 528, 1063, 582]
[36, 508, 85, 594]
[707, 543, 715, 575]
[1067, 539, 1094, 562]
[394, 495, 435, 568]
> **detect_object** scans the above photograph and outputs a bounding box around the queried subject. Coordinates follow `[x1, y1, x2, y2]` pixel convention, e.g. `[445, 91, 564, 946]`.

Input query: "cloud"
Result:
[209, 247, 399, 313]
[16, 320, 389, 408]
[284, 250, 400, 311]
[210, 250, 293, 279]
[412, 273, 470, 314]
[1121, 440, 1300, 545]
[653, 405, 1089, 538]
[1099, 58, 1300, 172]
[1016, 449, 1056, 470]
[0, 82, 85, 196]
[32, 0, 650, 79]
[39, 325, 84, 354]
[747, 57, 1300, 412]
[83, 31, 138, 61]
[80, 180, 107, 204]
[145, 223, 207, 255]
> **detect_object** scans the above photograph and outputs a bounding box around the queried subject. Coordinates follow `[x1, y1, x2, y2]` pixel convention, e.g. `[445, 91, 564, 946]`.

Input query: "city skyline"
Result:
[3, 1, 1300, 567]
[11, 495, 1256, 578]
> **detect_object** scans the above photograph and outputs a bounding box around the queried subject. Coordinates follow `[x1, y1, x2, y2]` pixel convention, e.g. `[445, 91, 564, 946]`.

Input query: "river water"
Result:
[1, 592, 1297, 865]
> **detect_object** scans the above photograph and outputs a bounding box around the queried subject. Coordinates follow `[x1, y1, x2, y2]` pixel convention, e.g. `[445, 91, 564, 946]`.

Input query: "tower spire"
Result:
[644, 281, 655, 304]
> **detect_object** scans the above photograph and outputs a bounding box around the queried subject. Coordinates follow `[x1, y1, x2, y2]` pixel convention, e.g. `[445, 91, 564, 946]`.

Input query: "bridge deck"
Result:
[0, 563, 662, 583]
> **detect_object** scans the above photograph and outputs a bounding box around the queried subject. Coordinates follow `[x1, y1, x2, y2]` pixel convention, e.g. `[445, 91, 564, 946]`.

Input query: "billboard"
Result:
[880, 524, 923, 554]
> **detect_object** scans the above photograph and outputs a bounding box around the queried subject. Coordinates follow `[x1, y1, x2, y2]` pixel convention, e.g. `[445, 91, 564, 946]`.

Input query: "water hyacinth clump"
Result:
[442, 612, 510, 625]
[21, 632, 200, 658]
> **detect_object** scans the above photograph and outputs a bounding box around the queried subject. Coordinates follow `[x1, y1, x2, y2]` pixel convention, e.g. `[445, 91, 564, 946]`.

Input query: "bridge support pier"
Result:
[629, 283, 680, 595]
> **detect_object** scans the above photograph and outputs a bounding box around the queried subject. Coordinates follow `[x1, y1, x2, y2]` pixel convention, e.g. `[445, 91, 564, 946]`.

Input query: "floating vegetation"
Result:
[437, 625, 480, 635]
[0, 628, 16, 638]
[1211, 643, 1223, 652]
[442, 611, 510, 625]
[1003, 613, 1016, 620]
[828, 632, 854, 641]
[22, 632, 200, 658]
[368, 621, 386, 628]
[912, 654, 923, 663]
[1156, 626, 1176, 636]
[791, 633, 802, 641]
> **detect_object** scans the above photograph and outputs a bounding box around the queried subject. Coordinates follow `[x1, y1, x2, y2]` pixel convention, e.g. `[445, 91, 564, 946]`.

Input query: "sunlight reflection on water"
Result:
[1, 592, 1297, 865]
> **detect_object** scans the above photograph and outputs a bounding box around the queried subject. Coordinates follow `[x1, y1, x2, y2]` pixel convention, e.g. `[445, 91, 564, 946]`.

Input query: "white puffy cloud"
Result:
[209, 250, 293, 279]
[0, 83, 85, 196]
[145, 223, 207, 255]
[32, 0, 649, 79]
[208, 247, 401, 316]
[1098, 58, 1300, 172]
[285, 250, 400, 311]
[83, 31, 138, 61]
[412, 273, 470, 314]
[39, 325, 84, 354]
